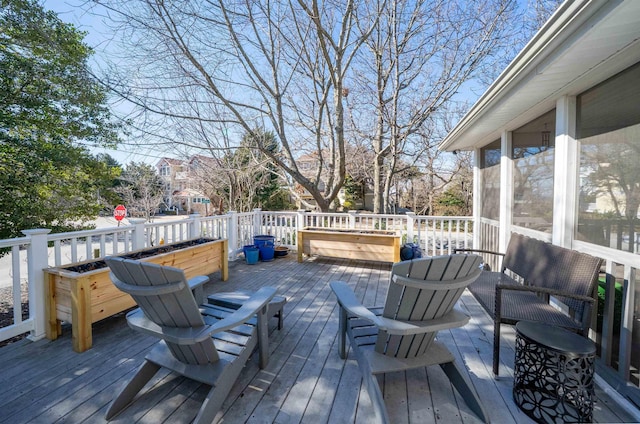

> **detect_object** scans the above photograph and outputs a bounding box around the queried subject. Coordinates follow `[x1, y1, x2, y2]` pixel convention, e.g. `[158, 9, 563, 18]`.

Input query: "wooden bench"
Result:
[455, 233, 603, 376]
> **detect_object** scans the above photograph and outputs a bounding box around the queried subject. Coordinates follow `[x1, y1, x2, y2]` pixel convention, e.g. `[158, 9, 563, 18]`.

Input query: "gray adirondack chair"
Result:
[104, 257, 276, 424]
[330, 254, 489, 423]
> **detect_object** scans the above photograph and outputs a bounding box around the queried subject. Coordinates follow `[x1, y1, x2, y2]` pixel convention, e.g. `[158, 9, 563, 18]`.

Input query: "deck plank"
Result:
[0, 256, 637, 424]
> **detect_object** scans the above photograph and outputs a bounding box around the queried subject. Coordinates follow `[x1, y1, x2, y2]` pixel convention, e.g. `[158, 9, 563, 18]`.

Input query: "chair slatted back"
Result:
[106, 257, 219, 365]
[376, 255, 482, 358]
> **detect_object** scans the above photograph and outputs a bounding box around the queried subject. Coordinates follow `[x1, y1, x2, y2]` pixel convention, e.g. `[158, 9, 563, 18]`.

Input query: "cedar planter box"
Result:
[44, 238, 228, 352]
[297, 227, 400, 263]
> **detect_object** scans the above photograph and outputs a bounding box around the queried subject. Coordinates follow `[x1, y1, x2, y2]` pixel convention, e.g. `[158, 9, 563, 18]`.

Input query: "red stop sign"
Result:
[113, 204, 127, 221]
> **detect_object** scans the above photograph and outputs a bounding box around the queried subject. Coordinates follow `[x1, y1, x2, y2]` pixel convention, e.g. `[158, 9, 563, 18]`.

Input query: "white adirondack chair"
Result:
[330, 254, 489, 423]
[104, 257, 276, 424]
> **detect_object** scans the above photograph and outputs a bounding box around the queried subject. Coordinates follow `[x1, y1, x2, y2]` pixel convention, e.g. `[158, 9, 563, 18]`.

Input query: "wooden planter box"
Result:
[297, 227, 400, 263]
[44, 238, 228, 352]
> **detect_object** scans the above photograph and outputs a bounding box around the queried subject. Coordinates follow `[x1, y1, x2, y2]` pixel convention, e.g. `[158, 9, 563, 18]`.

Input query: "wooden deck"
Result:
[0, 256, 636, 424]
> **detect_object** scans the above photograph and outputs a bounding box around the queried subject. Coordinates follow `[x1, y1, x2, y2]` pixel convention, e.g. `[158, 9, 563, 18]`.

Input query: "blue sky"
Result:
[45, 0, 167, 166]
[43, 0, 530, 167]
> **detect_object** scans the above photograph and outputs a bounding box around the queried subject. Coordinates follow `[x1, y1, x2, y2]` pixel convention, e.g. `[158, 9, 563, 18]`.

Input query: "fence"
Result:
[0, 210, 472, 345]
[2, 209, 638, 405]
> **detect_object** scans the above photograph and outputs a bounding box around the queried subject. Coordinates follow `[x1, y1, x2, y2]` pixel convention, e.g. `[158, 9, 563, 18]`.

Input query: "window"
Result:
[577, 62, 640, 252]
[479, 140, 501, 220]
[511, 109, 555, 232]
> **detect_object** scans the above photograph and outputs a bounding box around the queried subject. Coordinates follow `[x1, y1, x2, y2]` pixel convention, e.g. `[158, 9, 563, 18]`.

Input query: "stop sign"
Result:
[113, 204, 127, 221]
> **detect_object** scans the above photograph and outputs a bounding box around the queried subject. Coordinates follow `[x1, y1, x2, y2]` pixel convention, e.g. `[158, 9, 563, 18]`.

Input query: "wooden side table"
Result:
[513, 321, 596, 423]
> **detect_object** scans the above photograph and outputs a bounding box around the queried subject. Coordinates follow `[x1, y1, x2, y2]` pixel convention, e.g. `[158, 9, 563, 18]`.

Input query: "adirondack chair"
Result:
[330, 254, 489, 424]
[104, 257, 277, 424]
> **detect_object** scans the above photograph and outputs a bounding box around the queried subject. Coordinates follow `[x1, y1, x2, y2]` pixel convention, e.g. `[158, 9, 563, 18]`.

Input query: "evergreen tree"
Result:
[0, 0, 120, 238]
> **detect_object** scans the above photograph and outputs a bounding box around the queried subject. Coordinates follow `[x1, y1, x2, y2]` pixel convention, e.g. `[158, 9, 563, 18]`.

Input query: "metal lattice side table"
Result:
[513, 321, 596, 424]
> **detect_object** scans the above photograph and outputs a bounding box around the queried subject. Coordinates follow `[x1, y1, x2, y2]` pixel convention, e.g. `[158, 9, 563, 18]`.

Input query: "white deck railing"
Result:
[1, 209, 638, 402]
[0, 210, 472, 344]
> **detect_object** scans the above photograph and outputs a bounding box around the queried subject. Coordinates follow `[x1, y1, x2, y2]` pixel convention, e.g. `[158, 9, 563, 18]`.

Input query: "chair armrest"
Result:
[188, 275, 209, 304]
[188, 275, 209, 291]
[330, 281, 383, 326]
[208, 287, 277, 334]
[453, 248, 505, 258]
[126, 308, 215, 344]
[496, 283, 596, 304]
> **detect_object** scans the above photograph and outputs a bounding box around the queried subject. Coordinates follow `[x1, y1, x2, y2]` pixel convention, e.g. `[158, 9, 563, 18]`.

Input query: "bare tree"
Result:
[89, 0, 382, 211]
[346, 0, 515, 213]
[82, 0, 558, 215]
[115, 162, 164, 221]
[190, 130, 289, 213]
[477, 0, 564, 86]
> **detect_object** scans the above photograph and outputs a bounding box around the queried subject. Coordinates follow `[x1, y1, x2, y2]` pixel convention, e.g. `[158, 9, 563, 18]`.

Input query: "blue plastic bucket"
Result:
[258, 241, 275, 261]
[254, 235, 276, 260]
[253, 235, 275, 247]
[245, 247, 259, 264]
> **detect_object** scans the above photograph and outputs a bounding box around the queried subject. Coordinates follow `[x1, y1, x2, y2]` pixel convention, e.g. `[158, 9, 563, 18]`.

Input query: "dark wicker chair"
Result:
[456, 233, 603, 376]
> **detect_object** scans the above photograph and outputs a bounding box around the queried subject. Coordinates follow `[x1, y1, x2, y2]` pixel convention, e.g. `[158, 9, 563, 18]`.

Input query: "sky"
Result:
[44, 0, 168, 166]
[42, 0, 538, 168]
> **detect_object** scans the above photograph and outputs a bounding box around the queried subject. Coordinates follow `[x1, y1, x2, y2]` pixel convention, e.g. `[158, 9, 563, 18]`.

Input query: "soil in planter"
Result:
[64, 238, 218, 273]
[304, 227, 396, 235]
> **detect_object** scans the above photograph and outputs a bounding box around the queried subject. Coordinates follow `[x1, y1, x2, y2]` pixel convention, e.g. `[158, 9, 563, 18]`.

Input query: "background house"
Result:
[156, 156, 211, 215]
[295, 152, 374, 211]
[440, 0, 640, 408]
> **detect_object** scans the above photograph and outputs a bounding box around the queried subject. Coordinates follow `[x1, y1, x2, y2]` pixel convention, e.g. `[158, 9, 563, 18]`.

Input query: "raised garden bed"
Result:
[297, 227, 400, 263]
[43, 238, 228, 352]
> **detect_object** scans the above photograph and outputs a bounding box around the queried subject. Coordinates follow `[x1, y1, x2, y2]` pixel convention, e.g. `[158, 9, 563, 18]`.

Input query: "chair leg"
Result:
[361, 372, 391, 424]
[277, 307, 283, 330]
[441, 362, 490, 423]
[494, 287, 503, 377]
[193, 359, 246, 424]
[493, 320, 500, 376]
[257, 306, 270, 369]
[193, 385, 227, 424]
[105, 360, 161, 420]
[338, 306, 347, 359]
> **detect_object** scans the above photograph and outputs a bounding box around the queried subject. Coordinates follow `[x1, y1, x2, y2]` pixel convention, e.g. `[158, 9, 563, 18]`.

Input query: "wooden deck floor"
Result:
[0, 256, 637, 424]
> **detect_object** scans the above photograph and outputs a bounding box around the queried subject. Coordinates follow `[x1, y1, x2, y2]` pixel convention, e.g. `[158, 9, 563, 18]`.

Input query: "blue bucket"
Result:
[254, 235, 276, 260]
[258, 241, 275, 261]
[245, 246, 259, 264]
[254, 235, 275, 247]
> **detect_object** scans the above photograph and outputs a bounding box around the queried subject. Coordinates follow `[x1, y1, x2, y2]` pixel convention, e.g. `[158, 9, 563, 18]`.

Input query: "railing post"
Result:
[128, 218, 146, 250]
[253, 208, 262, 236]
[296, 209, 307, 251]
[348, 211, 357, 229]
[228, 211, 238, 259]
[406, 212, 416, 244]
[297, 209, 307, 232]
[22, 228, 51, 341]
[189, 213, 201, 239]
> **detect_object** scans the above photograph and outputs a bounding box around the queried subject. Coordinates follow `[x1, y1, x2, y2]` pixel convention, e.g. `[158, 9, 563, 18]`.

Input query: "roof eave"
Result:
[438, 0, 611, 152]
